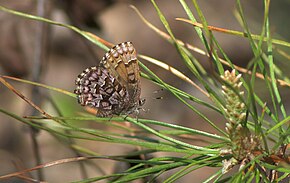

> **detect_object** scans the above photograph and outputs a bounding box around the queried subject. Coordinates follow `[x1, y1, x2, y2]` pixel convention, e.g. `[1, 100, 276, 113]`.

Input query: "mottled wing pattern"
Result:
[74, 42, 143, 117]
[74, 66, 129, 117]
[100, 42, 141, 112]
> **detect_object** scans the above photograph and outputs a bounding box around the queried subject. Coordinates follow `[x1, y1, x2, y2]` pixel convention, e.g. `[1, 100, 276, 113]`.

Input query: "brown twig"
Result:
[0, 77, 52, 119]
[0, 157, 93, 180]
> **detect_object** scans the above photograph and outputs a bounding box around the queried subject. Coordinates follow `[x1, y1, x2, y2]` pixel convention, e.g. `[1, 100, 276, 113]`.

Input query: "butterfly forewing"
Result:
[100, 42, 141, 108]
[101, 42, 139, 86]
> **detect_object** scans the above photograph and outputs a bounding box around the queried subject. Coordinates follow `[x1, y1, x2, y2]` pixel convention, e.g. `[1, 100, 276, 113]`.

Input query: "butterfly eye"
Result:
[139, 99, 146, 106]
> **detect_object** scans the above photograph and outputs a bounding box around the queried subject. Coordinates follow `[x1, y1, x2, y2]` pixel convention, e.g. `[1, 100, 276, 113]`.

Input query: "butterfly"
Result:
[74, 42, 144, 117]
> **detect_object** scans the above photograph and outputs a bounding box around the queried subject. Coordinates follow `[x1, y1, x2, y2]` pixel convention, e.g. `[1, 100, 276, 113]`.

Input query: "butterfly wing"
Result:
[100, 42, 141, 112]
[74, 66, 129, 117]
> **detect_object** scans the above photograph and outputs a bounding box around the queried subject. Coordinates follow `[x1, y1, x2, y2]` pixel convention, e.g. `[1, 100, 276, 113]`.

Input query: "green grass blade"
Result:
[0, 5, 108, 51]
[265, 2, 287, 119]
[139, 61, 227, 136]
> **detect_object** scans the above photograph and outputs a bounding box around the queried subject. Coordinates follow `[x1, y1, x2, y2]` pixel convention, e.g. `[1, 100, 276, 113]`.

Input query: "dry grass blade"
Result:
[0, 77, 53, 119]
[176, 17, 290, 48]
[0, 157, 93, 180]
[84, 31, 114, 48]
[1, 75, 75, 97]
[131, 5, 290, 87]
[15, 174, 46, 183]
[139, 54, 209, 97]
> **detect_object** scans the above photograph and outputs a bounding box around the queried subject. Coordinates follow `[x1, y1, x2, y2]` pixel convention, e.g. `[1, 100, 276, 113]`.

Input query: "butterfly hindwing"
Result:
[74, 66, 129, 117]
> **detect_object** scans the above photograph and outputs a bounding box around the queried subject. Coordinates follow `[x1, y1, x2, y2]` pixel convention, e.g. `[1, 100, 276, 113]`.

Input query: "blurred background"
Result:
[0, 0, 289, 182]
